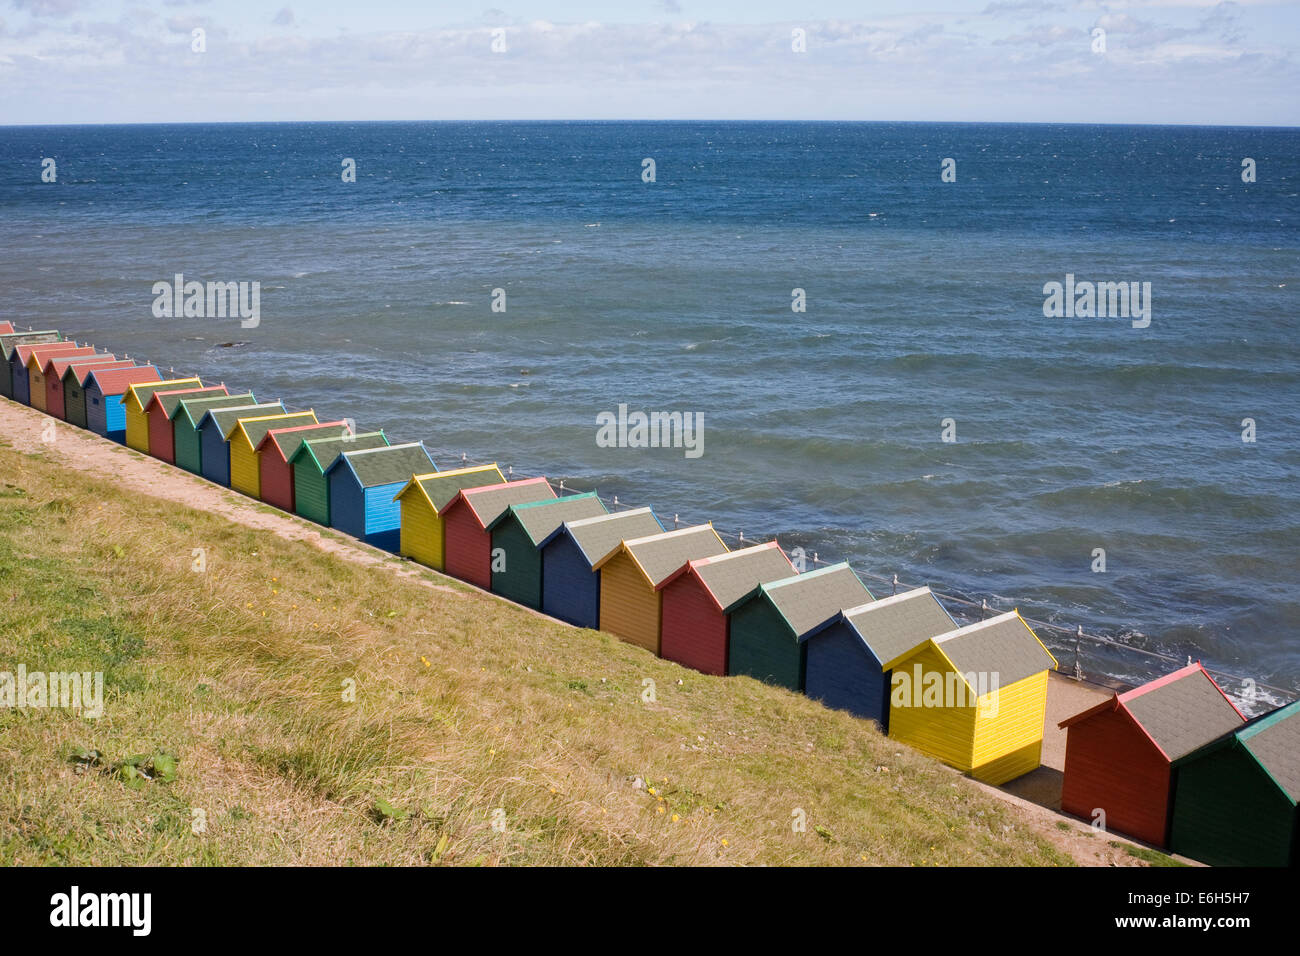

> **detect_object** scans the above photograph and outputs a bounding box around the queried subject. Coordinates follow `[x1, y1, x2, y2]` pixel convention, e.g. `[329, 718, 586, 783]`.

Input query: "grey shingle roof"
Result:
[762, 563, 872, 637]
[176, 393, 257, 428]
[1241, 701, 1300, 801]
[236, 411, 316, 450]
[204, 402, 287, 438]
[409, 465, 505, 513]
[841, 587, 956, 664]
[931, 612, 1056, 691]
[461, 478, 555, 527]
[266, 422, 351, 462]
[339, 442, 435, 488]
[153, 386, 224, 419]
[505, 493, 608, 545]
[1, 331, 60, 360]
[619, 525, 728, 587]
[128, 378, 202, 409]
[298, 432, 389, 472]
[1123, 666, 1243, 761]
[687, 544, 794, 609]
[561, 509, 663, 566]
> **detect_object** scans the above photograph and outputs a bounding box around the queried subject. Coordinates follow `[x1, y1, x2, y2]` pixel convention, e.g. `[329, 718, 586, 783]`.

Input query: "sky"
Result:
[0, 0, 1297, 125]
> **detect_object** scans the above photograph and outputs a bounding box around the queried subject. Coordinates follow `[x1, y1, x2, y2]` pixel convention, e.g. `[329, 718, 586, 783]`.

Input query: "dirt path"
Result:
[1, 397, 1187, 866]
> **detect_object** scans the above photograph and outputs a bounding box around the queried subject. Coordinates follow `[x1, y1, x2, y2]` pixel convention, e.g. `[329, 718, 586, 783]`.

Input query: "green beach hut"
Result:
[289, 431, 391, 526]
[725, 563, 873, 693]
[1170, 699, 1300, 867]
[486, 492, 608, 609]
[172, 393, 258, 475]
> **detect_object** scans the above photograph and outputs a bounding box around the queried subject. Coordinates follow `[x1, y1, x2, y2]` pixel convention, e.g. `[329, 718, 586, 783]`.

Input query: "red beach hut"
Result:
[441, 477, 556, 590]
[1058, 662, 1244, 847]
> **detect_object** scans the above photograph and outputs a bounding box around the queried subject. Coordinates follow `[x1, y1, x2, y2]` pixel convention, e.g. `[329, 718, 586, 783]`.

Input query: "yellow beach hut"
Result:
[591, 524, 728, 655]
[882, 610, 1058, 785]
[394, 464, 505, 572]
[123, 377, 201, 453]
[228, 410, 319, 499]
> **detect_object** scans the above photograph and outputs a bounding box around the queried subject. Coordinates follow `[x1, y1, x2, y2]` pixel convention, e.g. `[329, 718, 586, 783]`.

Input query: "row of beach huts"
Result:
[2, 323, 1295, 867]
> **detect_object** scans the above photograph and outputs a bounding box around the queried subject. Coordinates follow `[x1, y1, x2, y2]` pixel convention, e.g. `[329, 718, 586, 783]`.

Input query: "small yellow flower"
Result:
[671, 814, 680, 822]
[549, 787, 557, 794]
[647, 787, 656, 796]
[489, 748, 496, 755]
[720, 839, 729, 847]
[656, 806, 665, 814]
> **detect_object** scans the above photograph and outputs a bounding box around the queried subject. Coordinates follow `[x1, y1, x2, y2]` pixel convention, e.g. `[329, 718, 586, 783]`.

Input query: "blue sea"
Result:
[1, 121, 1296, 705]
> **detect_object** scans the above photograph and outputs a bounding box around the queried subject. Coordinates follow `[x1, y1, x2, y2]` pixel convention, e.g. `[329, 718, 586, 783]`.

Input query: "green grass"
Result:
[1110, 841, 1187, 867]
[0, 438, 1076, 866]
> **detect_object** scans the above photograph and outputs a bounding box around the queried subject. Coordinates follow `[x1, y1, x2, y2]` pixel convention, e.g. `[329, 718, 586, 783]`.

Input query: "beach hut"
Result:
[58, 358, 134, 426]
[0, 322, 13, 334]
[592, 525, 729, 655]
[393, 464, 506, 572]
[14, 342, 90, 407]
[726, 563, 872, 693]
[124, 377, 202, 453]
[486, 493, 608, 608]
[43, 354, 119, 419]
[658, 542, 797, 677]
[228, 410, 319, 498]
[255, 421, 353, 514]
[325, 442, 438, 551]
[441, 477, 557, 587]
[883, 611, 1058, 785]
[171, 393, 257, 475]
[1170, 699, 1300, 867]
[0, 331, 60, 398]
[196, 402, 286, 487]
[1059, 663, 1244, 847]
[800, 587, 957, 730]
[27, 346, 99, 412]
[84, 366, 163, 443]
[144, 385, 229, 463]
[536, 509, 664, 630]
[288, 431, 391, 526]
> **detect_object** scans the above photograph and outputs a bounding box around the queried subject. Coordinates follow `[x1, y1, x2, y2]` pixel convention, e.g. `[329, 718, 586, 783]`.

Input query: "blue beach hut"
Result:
[325, 442, 438, 552]
[536, 508, 663, 628]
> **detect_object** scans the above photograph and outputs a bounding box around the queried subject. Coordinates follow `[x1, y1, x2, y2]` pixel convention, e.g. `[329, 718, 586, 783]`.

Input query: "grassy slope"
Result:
[0, 438, 1074, 865]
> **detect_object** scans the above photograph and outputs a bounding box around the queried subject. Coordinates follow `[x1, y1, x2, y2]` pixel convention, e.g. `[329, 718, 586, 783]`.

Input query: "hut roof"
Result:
[492, 493, 608, 545]
[394, 464, 506, 513]
[201, 402, 287, 439]
[538, 508, 663, 565]
[728, 562, 871, 635]
[21, 343, 89, 368]
[452, 477, 555, 529]
[68, 360, 135, 385]
[330, 442, 435, 488]
[84, 365, 162, 395]
[922, 612, 1058, 692]
[658, 541, 794, 610]
[257, 421, 352, 462]
[126, 378, 202, 411]
[292, 431, 389, 472]
[233, 411, 317, 450]
[809, 586, 956, 664]
[1062, 663, 1243, 761]
[0, 322, 13, 335]
[594, 525, 728, 586]
[1236, 701, 1300, 801]
[145, 385, 228, 418]
[173, 393, 257, 427]
[1, 331, 61, 360]
[47, 353, 116, 379]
